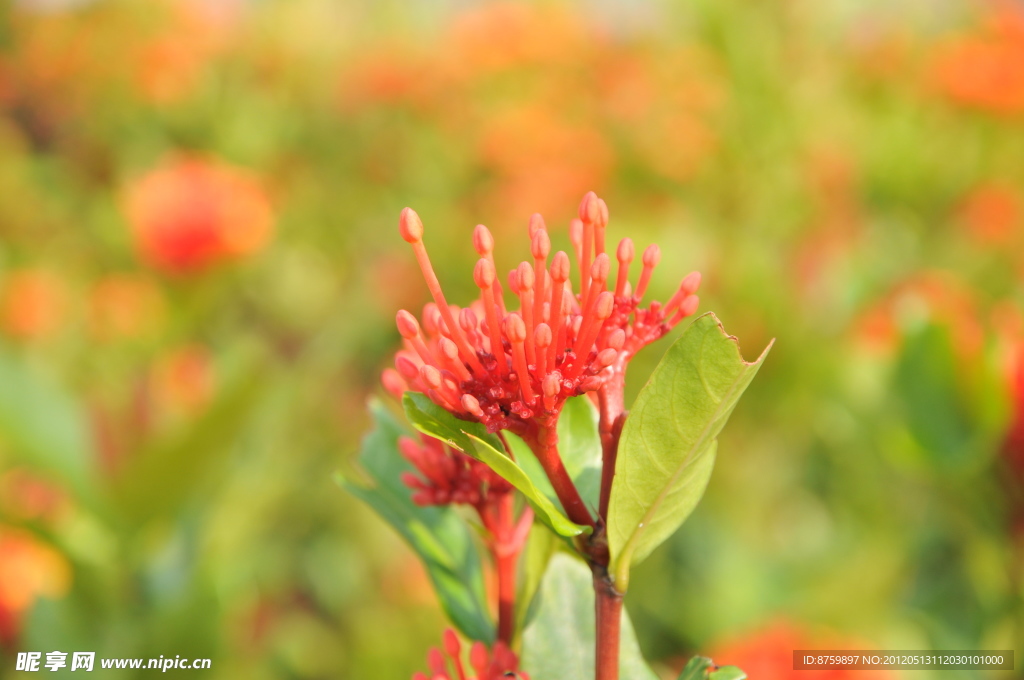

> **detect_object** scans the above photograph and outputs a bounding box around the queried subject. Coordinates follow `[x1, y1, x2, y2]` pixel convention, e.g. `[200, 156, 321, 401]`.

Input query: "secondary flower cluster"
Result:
[412, 629, 527, 680]
[398, 434, 512, 508]
[382, 191, 701, 436]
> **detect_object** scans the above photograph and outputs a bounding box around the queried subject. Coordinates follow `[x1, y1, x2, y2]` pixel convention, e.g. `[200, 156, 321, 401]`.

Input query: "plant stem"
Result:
[597, 370, 626, 519]
[530, 420, 596, 529]
[593, 565, 623, 680]
[494, 492, 517, 644]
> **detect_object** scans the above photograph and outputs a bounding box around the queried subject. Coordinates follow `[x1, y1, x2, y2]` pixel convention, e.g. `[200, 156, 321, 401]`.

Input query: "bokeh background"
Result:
[1, 0, 1023, 677]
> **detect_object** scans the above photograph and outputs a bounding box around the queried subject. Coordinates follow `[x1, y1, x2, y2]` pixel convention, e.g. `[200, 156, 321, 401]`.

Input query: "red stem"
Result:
[494, 493, 517, 644]
[597, 369, 626, 520]
[593, 567, 623, 680]
[529, 420, 596, 529]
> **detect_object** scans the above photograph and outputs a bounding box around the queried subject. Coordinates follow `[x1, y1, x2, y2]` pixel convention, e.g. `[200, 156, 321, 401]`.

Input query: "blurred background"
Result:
[0, 0, 1022, 677]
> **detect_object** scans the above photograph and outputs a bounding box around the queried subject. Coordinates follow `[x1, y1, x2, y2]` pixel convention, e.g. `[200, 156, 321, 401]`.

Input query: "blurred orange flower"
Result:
[957, 181, 1022, 246]
[709, 622, 896, 680]
[0, 527, 71, 645]
[88, 273, 166, 341]
[930, 3, 1024, 115]
[123, 155, 274, 274]
[0, 268, 66, 341]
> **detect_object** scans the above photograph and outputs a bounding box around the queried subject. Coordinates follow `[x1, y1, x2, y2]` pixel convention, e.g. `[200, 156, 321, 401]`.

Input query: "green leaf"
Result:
[340, 399, 494, 643]
[109, 354, 268, 527]
[608, 313, 771, 590]
[516, 523, 559, 633]
[403, 393, 589, 538]
[676, 657, 747, 680]
[677, 657, 715, 680]
[0, 343, 95, 501]
[521, 552, 658, 680]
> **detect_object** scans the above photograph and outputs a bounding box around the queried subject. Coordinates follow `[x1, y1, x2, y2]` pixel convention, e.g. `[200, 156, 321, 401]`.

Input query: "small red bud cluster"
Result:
[398, 434, 512, 508]
[412, 629, 528, 680]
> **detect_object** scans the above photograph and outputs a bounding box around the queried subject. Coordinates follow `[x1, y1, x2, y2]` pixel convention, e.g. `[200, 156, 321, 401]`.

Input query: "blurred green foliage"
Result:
[0, 0, 1022, 678]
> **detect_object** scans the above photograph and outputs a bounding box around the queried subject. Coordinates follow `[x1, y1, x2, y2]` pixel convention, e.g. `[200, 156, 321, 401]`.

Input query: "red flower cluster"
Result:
[412, 629, 528, 680]
[382, 191, 701, 439]
[398, 434, 512, 508]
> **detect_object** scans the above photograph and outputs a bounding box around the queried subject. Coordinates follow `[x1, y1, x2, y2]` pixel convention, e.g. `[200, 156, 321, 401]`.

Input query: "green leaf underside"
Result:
[340, 399, 493, 642]
[0, 343, 95, 501]
[608, 313, 772, 588]
[403, 393, 589, 538]
[677, 657, 747, 680]
[521, 553, 658, 680]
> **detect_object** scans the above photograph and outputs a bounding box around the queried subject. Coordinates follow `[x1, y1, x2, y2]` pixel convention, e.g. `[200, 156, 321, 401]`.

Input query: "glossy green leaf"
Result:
[0, 343, 95, 501]
[403, 393, 589, 538]
[608, 313, 771, 590]
[521, 552, 658, 680]
[340, 399, 494, 642]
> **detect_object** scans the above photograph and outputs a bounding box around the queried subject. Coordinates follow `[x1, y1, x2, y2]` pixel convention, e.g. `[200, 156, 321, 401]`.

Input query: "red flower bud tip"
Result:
[550, 251, 571, 283]
[616, 238, 634, 264]
[681, 270, 702, 295]
[474, 259, 496, 288]
[596, 197, 609, 229]
[568, 218, 583, 250]
[399, 208, 424, 243]
[597, 347, 618, 367]
[396, 354, 421, 381]
[530, 229, 550, 260]
[634, 244, 661, 299]
[381, 368, 408, 400]
[470, 642, 489, 677]
[507, 269, 520, 296]
[669, 294, 700, 325]
[396, 309, 421, 339]
[443, 628, 461, 658]
[427, 647, 447, 674]
[534, 323, 552, 348]
[595, 290, 615, 319]
[420, 364, 444, 390]
[578, 191, 601, 223]
[473, 224, 494, 256]
[528, 212, 546, 239]
[504, 314, 527, 343]
[462, 394, 484, 417]
[579, 375, 604, 392]
[642, 243, 661, 268]
[516, 262, 535, 292]
[607, 328, 626, 350]
[459, 308, 478, 332]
